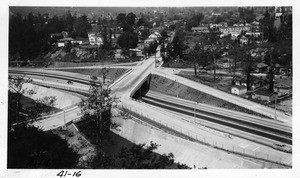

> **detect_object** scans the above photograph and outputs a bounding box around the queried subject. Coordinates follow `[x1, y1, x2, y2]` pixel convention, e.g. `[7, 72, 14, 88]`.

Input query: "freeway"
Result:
[8, 50, 293, 166]
[142, 90, 292, 145]
[152, 68, 292, 125]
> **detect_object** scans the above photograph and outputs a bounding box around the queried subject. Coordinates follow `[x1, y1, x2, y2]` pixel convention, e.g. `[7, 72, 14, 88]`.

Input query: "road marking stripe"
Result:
[252, 146, 260, 151]
[238, 143, 249, 148]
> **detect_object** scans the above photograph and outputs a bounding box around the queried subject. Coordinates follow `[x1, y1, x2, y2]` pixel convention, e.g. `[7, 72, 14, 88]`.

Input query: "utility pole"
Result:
[63, 110, 66, 128]
[274, 94, 277, 120]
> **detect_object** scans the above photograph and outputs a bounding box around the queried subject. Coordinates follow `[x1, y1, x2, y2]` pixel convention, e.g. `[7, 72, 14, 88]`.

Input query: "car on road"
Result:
[272, 143, 292, 153]
[284, 112, 291, 116]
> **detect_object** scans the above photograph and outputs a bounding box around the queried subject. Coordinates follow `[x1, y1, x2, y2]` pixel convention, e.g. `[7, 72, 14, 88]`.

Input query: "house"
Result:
[251, 77, 266, 90]
[148, 32, 160, 39]
[234, 76, 266, 90]
[231, 85, 247, 95]
[219, 26, 251, 36]
[191, 26, 210, 33]
[274, 78, 292, 96]
[245, 31, 262, 38]
[57, 37, 74, 47]
[234, 77, 247, 87]
[209, 22, 227, 29]
[256, 63, 268, 73]
[252, 89, 277, 102]
[114, 49, 125, 59]
[212, 12, 221, 16]
[88, 33, 103, 46]
[129, 48, 144, 59]
[240, 36, 248, 45]
[144, 38, 156, 44]
[71, 38, 89, 45]
[137, 43, 146, 50]
[251, 21, 260, 26]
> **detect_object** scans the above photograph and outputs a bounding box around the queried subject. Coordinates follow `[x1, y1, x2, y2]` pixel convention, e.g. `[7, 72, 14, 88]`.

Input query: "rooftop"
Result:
[231, 85, 247, 90]
[255, 89, 276, 97]
[275, 78, 292, 87]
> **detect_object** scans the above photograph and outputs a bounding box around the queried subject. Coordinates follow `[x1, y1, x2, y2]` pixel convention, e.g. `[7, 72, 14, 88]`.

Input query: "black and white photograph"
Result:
[1, 0, 299, 178]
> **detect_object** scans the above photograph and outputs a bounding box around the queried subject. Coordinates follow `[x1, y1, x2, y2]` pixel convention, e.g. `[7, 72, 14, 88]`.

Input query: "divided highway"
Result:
[142, 90, 292, 146]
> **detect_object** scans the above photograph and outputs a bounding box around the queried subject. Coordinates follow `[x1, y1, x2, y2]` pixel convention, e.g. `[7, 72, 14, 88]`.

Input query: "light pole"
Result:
[274, 94, 277, 120]
[194, 102, 197, 119]
[63, 110, 66, 129]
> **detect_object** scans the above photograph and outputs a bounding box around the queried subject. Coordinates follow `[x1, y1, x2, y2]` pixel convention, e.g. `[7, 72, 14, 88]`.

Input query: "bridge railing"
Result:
[32, 81, 89, 94]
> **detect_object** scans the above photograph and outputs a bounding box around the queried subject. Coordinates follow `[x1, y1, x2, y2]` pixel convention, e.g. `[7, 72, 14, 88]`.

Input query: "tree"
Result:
[241, 47, 257, 90]
[117, 31, 139, 49]
[125, 12, 137, 29]
[74, 14, 91, 38]
[187, 43, 205, 76]
[205, 30, 222, 81]
[260, 9, 277, 42]
[80, 70, 116, 154]
[170, 29, 187, 59]
[116, 13, 126, 28]
[64, 10, 75, 34]
[227, 38, 246, 83]
[30, 96, 57, 119]
[91, 141, 191, 169]
[8, 76, 34, 128]
[8, 76, 79, 169]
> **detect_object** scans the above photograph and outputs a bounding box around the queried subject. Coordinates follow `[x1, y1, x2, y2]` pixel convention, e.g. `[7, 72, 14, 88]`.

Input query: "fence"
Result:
[121, 100, 292, 168]
[32, 81, 89, 94]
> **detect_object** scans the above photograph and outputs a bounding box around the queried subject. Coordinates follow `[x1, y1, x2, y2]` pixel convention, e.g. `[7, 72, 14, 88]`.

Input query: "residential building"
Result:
[191, 26, 210, 33]
[219, 26, 251, 36]
[231, 85, 247, 95]
[240, 36, 248, 45]
[71, 38, 89, 45]
[252, 89, 277, 102]
[274, 78, 292, 96]
[255, 63, 268, 73]
[88, 33, 103, 46]
[57, 37, 74, 47]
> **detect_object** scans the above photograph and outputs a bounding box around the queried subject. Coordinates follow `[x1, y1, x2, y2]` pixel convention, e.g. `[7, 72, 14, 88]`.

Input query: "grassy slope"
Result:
[150, 74, 269, 118]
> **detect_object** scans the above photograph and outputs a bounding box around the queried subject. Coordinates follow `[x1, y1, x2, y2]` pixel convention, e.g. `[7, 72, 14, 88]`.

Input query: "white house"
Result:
[240, 36, 248, 45]
[88, 33, 103, 46]
[231, 85, 247, 95]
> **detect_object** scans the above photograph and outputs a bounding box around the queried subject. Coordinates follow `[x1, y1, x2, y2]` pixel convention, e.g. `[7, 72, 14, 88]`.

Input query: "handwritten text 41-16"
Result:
[57, 170, 81, 177]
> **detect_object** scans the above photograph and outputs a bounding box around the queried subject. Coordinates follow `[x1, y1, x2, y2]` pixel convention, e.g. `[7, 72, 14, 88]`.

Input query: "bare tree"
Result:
[8, 75, 35, 127]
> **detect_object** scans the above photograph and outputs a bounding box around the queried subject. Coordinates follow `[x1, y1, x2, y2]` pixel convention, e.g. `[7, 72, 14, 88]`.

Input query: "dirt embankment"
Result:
[149, 74, 267, 117]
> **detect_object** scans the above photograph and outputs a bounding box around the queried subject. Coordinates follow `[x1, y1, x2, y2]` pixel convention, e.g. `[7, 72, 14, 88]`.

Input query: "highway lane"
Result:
[146, 90, 292, 133]
[142, 95, 292, 145]
[152, 68, 292, 125]
[32, 107, 82, 130]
